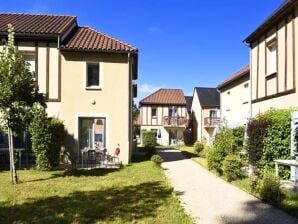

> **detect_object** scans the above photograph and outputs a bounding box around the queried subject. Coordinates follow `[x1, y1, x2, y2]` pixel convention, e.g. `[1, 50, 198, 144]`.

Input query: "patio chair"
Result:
[87, 149, 96, 168]
[109, 145, 121, 167]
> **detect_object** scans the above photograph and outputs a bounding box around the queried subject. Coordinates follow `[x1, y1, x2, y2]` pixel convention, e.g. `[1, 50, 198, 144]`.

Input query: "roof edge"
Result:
[217, 66, 250, 90]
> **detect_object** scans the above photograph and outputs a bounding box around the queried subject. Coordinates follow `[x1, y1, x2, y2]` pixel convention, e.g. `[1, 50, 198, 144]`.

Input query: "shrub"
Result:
[142, 130, 157, 148]
[231, 126, 245, 153]
[48, 118, 65, 167]
[183, 128, 192, 146]
[246, 118, 271, 171]
[257, 169, 283, 204]
[194, 141, 204, 154]
[206, 147, 226, 175]
[259, 109, 292, 179]
[151, 154, 163, 167]
[222, 154, 244, 182]
[29, 104, 52, 170]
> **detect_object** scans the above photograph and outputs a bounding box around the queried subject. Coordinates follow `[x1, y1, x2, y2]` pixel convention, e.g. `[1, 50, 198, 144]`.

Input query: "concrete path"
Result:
[158, 149, 298, 224]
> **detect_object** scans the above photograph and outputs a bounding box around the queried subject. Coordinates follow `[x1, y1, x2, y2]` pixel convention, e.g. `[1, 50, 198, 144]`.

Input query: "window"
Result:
[267, 39, 277, 76]
[152, 108, 157, 118]
[86, 63, 100, 88]
[22, 54, 35, 73]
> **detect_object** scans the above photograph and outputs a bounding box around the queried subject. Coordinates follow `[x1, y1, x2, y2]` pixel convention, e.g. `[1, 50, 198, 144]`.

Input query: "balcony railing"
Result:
[163, 116, 187, 127]
[204, 117, 220, 127]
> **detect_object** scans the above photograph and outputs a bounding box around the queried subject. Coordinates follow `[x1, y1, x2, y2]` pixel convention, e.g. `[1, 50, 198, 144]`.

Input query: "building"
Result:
[0, 13, 138, 164]
[191, 87, 220, 145]
[139, 89, 187, 145]
[244, 0, 298, 116]
[217, 65, 250, 128]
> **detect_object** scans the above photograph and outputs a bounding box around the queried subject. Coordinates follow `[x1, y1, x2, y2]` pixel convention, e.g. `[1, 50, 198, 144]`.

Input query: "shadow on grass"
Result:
[131, 154, 149, 163]
[25, 168, 119, 183]
[0, 181, 172, 224]
[219, 199, 298, 224]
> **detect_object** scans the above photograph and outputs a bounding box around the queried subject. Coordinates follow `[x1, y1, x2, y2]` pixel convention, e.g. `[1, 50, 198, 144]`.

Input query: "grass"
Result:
[0, 155, 193, 224]
[179, 144, 298, 218]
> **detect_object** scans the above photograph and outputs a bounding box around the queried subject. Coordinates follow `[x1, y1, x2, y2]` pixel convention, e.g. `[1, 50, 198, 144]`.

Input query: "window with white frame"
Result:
[152, 107, 157, 118]
[86, 63, 100, 88]
[267, 39, 277, 76]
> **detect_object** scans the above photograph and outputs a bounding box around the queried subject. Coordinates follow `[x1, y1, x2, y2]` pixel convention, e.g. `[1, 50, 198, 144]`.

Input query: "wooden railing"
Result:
[204, 117, 220, 127]
[163, 116, 186, 127]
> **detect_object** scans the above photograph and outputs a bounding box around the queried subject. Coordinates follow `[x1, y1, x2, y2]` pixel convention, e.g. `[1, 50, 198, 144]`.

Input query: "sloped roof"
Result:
[195, 87, 220, 107]
[185, 96, 193, 112]
[244, 0, 297, 43]
[60, 27, 137, 53]
[140, 89, 186, 106]
[0, 13, 76, 36]
[0, 13, 138, 53]
[217, 65, 250, 90]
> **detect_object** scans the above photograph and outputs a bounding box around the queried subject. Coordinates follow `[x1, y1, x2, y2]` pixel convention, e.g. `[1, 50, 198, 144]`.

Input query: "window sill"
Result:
[85, 86, 102, 91]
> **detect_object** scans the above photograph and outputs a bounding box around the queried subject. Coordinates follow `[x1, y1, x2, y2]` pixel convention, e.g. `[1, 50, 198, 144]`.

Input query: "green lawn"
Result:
[0, 156, 193, 224]
[179, 145, 298, 218]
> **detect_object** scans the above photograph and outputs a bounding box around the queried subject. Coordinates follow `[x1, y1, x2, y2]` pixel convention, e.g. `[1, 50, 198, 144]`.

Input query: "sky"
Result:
[0, 0, 284, 102]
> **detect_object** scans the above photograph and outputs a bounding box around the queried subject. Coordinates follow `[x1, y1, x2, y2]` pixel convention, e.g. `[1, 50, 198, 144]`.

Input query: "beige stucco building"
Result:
[0, 13, 138, 164]
[217, 65, 250, 128]
[191, 87, 220, 145]
[139, 89, 188, 145]
[244, 0, 298, 116]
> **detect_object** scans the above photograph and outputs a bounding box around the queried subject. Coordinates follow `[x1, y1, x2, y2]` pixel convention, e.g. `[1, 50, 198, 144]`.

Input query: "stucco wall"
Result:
[220, 76, 250, 128]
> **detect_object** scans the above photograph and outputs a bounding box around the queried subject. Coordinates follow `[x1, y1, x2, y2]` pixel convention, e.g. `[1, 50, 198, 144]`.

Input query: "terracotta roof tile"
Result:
[217, 65, 250, 90]
[61, 27, 138, 53]
[140, 89, 186, 106]
[0, 13, 76, 36]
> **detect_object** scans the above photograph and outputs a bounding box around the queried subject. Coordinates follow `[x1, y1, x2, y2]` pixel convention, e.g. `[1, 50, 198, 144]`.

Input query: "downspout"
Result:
[128, 52, 132, 163]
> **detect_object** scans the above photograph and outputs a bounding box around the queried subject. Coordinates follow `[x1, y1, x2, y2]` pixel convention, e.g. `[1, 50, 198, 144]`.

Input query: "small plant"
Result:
[151, 154, 163, 167]
[257, 169, 284, 204]
[194, 141, 204, 154]
[222, 154, 244, 182]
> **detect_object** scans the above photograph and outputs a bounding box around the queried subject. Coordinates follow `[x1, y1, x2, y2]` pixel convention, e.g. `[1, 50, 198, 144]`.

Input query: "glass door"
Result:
[79, 117, 105, 149]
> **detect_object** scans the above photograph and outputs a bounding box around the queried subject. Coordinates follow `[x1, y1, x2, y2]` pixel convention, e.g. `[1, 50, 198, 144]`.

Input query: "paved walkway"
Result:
[158, 149, 298, 224]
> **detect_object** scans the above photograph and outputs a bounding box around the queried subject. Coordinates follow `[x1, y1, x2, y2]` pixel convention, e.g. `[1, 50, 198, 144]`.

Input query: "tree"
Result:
[0, 24, 44, 184]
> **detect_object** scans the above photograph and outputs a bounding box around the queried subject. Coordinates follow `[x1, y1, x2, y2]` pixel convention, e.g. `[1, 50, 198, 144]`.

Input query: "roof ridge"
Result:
[80, 26, 137, 51]
[0, 12, 76, 18]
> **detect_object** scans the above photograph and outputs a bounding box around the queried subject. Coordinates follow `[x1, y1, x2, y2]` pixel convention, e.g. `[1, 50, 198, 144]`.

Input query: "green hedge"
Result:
[142, 130, 157, 148]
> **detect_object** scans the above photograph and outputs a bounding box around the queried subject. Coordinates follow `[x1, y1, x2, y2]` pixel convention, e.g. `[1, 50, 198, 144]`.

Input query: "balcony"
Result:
[204, 117, 220, 128]
[163, 116, 187, 127]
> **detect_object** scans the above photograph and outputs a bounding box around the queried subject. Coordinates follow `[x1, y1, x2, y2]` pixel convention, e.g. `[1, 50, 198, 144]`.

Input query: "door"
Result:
[79, 117, 105, 150]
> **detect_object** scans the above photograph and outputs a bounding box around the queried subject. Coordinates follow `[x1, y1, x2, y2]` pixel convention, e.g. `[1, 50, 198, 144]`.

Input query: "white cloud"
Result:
[138, 83, 164, 94]
[147, 26, 162, 35]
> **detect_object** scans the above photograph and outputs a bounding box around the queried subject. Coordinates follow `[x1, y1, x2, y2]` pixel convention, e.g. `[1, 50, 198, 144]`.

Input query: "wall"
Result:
[251, 7, 298, 116]
[191, 91, 202, 142]
[220, 76, 250, 128]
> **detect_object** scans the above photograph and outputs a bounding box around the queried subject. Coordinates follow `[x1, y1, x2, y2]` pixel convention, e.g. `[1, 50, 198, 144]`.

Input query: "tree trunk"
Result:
[8, 127, 18, 184]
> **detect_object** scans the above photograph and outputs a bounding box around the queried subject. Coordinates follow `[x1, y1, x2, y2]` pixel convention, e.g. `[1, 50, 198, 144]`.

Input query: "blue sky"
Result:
[0, 0, 284, 101]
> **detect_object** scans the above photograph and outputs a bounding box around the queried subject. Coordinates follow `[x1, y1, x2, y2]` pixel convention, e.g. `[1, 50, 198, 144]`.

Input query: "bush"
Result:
[48, 118, 66, 167]
[194, 141, 204, 154]
[231, 126, 245, 153]
[151, 154, 163, 167]
[29, 104, 52, 170]
[183, 128, 192, 146]
[222, 154, 244, 182]
[259, 109, 292, 179]
[142, 130, 157, 148]
[246, 118, 271, 171]
[257, 169, 283, 204]
[206, 147, 226, 175]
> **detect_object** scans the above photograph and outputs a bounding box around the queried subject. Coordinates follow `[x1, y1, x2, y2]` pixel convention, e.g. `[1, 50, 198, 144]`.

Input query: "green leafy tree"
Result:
[0, 24, 44, 184]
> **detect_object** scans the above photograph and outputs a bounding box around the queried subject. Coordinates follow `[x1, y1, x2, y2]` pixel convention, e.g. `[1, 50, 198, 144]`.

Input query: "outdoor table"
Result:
[81, 148, 105, 168]
[0, 148, 25, 168]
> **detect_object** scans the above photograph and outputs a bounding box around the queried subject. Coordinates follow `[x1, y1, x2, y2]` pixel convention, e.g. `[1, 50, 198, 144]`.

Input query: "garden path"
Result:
[158, 148, 298, 224]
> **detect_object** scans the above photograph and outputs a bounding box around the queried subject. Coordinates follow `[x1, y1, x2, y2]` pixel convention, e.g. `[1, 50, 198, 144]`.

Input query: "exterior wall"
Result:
[191, 91, 202, 142]
[13, 41, 133, 164]
[251, 7, 298, 116]
[220, 76, 250, 128]
[202, 107, 220, 145]
[140, 104, 187, 146]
